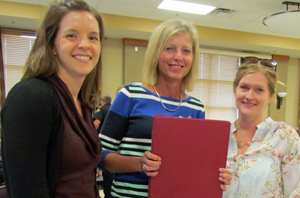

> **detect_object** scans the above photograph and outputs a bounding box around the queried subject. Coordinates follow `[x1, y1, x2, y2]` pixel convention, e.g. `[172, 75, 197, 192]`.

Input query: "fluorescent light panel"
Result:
[158, 0, 216, 15]
[20, 35, 36, 39]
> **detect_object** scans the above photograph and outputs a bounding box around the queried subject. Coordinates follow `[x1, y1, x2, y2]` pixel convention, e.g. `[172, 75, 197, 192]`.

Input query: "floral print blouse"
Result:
[223, 117, 300, 198]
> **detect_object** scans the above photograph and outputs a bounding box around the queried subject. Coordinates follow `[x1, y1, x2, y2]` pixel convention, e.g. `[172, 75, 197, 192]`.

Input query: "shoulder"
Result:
[116, 84, 151, 100]
[186, 96, 205, 108]
[102, 103, 111, 110]
[122, 84, 149, 94]
[4, 78, 58, 110]
[268, 118, 299, 140]
[9, 78, 55, 97]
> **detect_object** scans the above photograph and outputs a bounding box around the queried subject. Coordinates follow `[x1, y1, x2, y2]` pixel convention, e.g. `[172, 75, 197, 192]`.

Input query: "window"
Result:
[188, 53, 239, 122]
[1, 30, 35, 96]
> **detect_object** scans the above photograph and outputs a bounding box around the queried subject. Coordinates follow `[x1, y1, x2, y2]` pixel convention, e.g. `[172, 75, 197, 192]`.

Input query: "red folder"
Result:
[148, 115, 230, 198]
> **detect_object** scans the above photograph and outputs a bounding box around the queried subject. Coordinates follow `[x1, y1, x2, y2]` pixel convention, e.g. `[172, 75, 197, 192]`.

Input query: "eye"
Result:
[257, 88, 263, 93]
[240, 85, 248, 90]
[89, 36, 99, 41]
[165, 47, 174, 51]
[66, 34, 76, 38]
[183, 49, 192, 54]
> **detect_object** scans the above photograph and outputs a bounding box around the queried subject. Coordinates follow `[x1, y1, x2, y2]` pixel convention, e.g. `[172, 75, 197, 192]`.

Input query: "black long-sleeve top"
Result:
[1, 78, 63, 198]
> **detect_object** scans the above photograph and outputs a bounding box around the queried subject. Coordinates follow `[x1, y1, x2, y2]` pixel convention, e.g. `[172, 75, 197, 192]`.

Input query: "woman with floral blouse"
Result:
[223, 57, 300, 198]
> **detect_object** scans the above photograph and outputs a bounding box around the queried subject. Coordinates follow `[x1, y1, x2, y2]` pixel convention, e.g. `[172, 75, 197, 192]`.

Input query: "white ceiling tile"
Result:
[179, 0, 229, 7]
[243, 0, 283, 5]
[97, 1, 154, 16]
[147, 9, 204, 22]
[233, 21, 278, 34]
[101, 10, 148, 19]
[230, 11, 263, 21]
[220, 0, 282, 14]
[100, 0, 162, 7]
[196, 15, 246, 28]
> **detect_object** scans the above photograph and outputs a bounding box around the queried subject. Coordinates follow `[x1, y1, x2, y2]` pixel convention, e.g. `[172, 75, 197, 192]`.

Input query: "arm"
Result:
[99, 86, 161, 177]
[1, 79, 58, 197]
[93, 119, 100, 129]
[103, 151, 161, 177]
[281, 127, 300, 197]
[93, 110, 103, 129]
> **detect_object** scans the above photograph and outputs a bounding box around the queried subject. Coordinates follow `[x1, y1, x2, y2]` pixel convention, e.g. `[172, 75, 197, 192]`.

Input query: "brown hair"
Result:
[233, 63, 277, 96]
[22, 0, 104, 108]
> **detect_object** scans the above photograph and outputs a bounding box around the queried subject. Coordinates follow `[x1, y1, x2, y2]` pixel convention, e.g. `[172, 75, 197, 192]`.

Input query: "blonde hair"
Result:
[233, 63, 277, 96]
[142, 19, 199, 92]
[22, 0, 104, 108]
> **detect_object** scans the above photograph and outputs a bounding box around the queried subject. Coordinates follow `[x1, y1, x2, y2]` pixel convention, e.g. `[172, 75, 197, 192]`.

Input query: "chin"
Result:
[239, 109, 255, 116]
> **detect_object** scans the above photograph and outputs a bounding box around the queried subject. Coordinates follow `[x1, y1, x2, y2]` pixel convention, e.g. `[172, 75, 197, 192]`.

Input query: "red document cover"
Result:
[148, 115, 230, 198]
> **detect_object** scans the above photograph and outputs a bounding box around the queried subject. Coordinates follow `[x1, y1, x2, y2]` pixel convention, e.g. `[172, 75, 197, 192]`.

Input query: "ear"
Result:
[52, 46, 57, 55]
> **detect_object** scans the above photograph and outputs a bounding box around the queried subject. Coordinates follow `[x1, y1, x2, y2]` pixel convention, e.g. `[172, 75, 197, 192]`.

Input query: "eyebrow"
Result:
[239, 82, 266, 88]
[64, 29, 100, 35]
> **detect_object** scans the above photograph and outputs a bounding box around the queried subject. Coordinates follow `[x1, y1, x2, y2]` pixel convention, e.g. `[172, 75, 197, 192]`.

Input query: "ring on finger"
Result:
[143, 164, 146, 171]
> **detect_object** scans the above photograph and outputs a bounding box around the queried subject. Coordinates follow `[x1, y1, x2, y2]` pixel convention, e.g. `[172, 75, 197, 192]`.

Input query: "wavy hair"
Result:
[22, 0, 104, 108]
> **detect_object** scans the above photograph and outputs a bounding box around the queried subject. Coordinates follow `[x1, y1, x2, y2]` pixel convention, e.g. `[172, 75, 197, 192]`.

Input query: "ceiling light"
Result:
[263, 1, 300, 37]
[158, 0, 216, 15]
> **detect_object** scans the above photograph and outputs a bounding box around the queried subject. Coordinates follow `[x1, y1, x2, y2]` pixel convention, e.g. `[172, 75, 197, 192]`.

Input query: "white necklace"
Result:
[153, 85, 182, 112]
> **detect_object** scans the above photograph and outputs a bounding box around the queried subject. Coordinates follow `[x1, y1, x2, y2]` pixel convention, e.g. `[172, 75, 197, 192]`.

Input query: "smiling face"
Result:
[53, 11, 101, 81]
[157, 31, 193, 84]
[234, 71, 272, 121]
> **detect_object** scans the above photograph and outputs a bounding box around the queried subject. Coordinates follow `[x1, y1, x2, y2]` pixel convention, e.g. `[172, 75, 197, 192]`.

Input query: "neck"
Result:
[236, 114, 265, 131]
[56, 73, 84, 101]
[154, 82, 182, 99]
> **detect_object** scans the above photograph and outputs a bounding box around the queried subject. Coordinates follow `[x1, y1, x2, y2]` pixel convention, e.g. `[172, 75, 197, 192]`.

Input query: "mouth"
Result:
[242, 101, 256, 106]
[73, 55, 91, 60]
[169, 64, 183, 68]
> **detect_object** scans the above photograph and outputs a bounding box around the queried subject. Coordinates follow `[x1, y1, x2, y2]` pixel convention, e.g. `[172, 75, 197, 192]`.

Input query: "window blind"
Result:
[188, 54, 240, 122]
[1, 29, 35, 96]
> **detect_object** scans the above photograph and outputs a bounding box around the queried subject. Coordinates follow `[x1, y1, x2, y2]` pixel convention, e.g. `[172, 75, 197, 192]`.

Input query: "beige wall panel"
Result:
[286, 58, 300, 127]
[101, 38, 123, 102]
[124, 45, 146, 85]
[270, 60, 288, 122]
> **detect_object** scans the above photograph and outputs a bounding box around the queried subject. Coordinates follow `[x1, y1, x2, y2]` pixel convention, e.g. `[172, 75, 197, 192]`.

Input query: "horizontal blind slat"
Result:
[1, 33, 34, 96]
[188, 53, 239, 122]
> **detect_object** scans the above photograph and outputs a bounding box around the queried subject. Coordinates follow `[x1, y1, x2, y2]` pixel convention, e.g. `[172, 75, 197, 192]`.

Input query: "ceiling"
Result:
[2, 0, 299, 38]
[1, 0, 300, 57]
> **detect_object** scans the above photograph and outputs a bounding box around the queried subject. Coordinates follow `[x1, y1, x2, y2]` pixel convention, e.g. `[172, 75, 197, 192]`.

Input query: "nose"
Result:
[174, 50, 183, 61]
[245, 89, 254, 100]
[78, 36, 90, 50]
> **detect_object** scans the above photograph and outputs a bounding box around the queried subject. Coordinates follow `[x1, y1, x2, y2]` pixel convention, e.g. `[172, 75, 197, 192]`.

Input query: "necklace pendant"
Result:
[246, 141, 252, 146]
[237, 142, 244, 148]
[236, 140, 252, 148]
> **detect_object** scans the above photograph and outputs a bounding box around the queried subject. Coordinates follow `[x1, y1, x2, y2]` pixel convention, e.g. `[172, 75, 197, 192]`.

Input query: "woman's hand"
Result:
[219, 168, 232, 191]
[141, 151, 161, 177]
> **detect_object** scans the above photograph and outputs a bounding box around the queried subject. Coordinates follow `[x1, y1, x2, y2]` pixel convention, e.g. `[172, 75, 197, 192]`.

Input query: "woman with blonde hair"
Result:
[1, 0, 104, 197]
[99, 19, 232, 198]
[223, 57, 300, 197]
